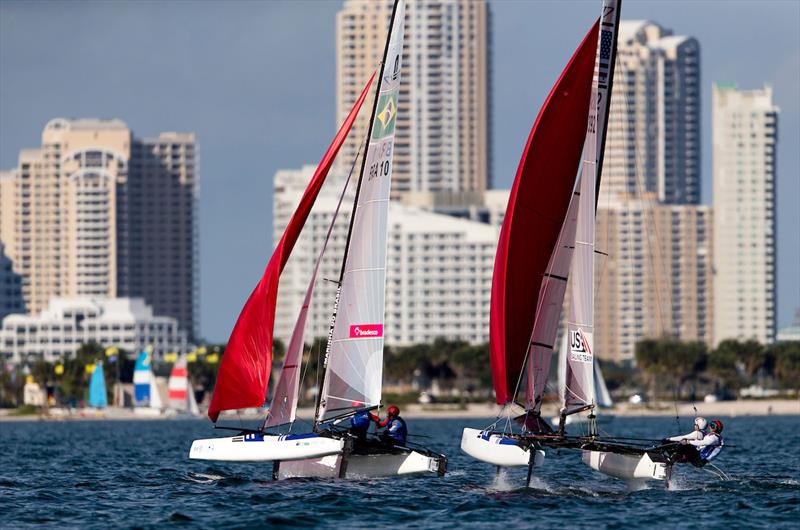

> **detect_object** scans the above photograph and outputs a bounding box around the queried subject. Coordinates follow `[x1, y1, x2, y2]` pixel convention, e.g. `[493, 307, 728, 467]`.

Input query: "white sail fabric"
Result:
[525, 182, 580, 412]
[149, 377, 163, 410]
[317, 0, 406, 422]
[594, 359, 613, 408]
[564, 0, 619, 409]
[265, 156, 359, 429]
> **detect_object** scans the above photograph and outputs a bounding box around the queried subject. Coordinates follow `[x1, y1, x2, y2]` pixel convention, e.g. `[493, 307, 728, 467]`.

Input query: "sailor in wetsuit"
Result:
[674, 418, 725, 467]
[370, 405, 408, 446]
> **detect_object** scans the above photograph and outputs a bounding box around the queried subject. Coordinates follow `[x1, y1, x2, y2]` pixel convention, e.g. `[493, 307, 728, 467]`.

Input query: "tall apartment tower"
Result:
[0, 119, 198, 338]
[603, 21, 700, 204]
[336, 0, 491, 197]
[712, 84, 778, 345]
[594, 199, 713, 362]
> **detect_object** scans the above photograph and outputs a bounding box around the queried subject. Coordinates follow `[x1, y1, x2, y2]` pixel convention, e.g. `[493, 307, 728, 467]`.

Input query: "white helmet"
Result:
[694, 417, 708, 430]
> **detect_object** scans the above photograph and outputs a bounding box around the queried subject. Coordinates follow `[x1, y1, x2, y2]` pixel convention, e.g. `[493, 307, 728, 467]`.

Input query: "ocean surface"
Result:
[1, 415, 798, 529]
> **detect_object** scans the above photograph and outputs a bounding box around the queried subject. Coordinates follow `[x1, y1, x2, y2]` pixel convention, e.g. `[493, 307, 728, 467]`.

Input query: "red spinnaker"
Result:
[490, 21, 599, 405]
[208, 72, 376, 422]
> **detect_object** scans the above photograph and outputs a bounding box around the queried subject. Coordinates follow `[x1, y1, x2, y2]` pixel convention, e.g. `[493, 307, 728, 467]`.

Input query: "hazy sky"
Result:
[1, 0, 798, 342]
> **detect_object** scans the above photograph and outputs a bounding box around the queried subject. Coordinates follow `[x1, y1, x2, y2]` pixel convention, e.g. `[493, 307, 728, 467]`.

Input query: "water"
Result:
[1, 415, 798, 529]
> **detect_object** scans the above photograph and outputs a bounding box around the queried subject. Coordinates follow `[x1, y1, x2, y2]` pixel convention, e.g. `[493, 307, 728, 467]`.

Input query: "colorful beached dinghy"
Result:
[190, 0, 445, 478]
[133, 350, 163, 416]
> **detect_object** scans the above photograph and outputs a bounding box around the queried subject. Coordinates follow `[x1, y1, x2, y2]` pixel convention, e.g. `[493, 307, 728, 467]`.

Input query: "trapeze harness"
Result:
[697, 433, 724, 463]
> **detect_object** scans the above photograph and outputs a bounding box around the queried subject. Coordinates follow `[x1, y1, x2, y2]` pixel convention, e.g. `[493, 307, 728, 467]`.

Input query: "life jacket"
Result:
[700, 433, 724, 462]
[384, 416, 408, 445]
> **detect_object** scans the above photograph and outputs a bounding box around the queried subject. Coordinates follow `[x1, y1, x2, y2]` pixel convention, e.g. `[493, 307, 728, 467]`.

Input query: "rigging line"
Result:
[617, 57, 668, 336]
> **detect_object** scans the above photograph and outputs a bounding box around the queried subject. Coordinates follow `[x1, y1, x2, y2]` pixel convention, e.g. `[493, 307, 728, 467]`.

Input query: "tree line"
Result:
[2, 336, 797, 409]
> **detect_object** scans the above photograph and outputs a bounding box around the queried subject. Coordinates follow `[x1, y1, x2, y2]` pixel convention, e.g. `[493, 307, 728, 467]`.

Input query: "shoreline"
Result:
[1, 398, 797, 422]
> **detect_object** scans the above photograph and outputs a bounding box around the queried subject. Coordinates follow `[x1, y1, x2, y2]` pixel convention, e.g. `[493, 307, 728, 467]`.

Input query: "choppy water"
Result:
[1, 415, 798, 529]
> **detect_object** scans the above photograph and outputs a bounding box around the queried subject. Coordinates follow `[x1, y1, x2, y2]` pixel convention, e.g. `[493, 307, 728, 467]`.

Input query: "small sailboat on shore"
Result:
[88, 361, 108, 410]
[190, 0, 445, 479]
[167, 355, 200, 417]
[133, 350, 163, 417]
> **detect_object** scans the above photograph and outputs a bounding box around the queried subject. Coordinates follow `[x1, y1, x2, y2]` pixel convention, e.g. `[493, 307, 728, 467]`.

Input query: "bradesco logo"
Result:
[349, 324, 383, 338]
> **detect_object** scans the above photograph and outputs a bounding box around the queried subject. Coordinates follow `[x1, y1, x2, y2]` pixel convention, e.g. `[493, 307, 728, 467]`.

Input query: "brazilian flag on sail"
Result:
[371, 93, 398, 140]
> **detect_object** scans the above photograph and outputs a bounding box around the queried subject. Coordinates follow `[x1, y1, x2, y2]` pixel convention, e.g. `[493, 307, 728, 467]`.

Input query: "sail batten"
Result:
[490, 20, 599, 405]
[206, 71, 376, 423]
[317, 0, 406, 423]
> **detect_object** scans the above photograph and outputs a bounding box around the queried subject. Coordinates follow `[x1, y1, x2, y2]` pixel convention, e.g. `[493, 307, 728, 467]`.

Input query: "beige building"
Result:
[336, 0, 491, 197]
[594, 198, 713, 362]
[0, 119, 198, 338]
[603, 21, 700, 205]
[712, 84, 778, 345]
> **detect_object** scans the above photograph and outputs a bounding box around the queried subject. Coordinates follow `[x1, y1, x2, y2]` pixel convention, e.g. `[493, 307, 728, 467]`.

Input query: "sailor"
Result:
[676, 418, 724, 467]
[666, 416, 708, 443]
[350, 409, 373, 441]
[370, 405, 408, 445]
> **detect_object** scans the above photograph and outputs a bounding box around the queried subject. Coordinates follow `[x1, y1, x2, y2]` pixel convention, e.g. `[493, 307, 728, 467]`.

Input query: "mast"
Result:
[315, 0, 405, 426]
[595, 0, 622, 209]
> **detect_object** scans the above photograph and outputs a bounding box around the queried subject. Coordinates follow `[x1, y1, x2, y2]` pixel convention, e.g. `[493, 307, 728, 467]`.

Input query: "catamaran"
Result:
[189, 0, 446, 479]
[461, 0, 699, 487]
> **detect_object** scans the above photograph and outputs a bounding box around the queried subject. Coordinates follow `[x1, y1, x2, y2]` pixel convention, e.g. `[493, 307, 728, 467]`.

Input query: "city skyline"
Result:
[1, 0, 798, 342]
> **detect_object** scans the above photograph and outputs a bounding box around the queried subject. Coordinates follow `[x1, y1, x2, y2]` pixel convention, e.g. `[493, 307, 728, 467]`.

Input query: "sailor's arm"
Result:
[668, 430, 702, 442]
[689, 433, 717, 448]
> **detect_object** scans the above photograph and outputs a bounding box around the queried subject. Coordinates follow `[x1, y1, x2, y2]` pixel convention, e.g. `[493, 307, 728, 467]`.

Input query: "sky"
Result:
[1, 0, 798, 343]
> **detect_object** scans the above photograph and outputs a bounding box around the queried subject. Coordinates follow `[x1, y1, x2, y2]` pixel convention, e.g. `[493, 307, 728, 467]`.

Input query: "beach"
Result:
[1, 398, 797, 422]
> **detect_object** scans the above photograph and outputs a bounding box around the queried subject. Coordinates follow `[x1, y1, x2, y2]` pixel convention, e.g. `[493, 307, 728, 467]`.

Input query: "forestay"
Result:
[317, 0, 406, 422]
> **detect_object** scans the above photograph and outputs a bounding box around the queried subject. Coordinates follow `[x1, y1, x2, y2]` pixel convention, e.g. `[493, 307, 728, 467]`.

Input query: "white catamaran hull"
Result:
[276, 449, 444, 479]
[189, 433, 344, 462]
[460, 428, 545, 467]
[582, 450, 670, 481]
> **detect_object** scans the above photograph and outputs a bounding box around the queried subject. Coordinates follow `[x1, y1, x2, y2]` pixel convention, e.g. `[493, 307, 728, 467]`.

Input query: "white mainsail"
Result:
[564, 0, 619, 409]
[317, 0, 406, 422]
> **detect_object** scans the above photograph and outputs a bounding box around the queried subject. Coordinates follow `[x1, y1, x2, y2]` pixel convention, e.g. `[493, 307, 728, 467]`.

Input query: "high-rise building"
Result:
[273, 165, 499, 347]
[712, 84, 778, 345]
[336, 0, 491, 197]
[603, 21, 700, 205]
[0, 119, 198, 339]
[0, 242, 24, 320]
[594, 198, 713, 362]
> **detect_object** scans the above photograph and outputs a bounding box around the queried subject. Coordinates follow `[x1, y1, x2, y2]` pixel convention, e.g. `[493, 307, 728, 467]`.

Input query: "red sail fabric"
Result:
[207, 72, 376, 422]
[489, 21, 599, 405]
